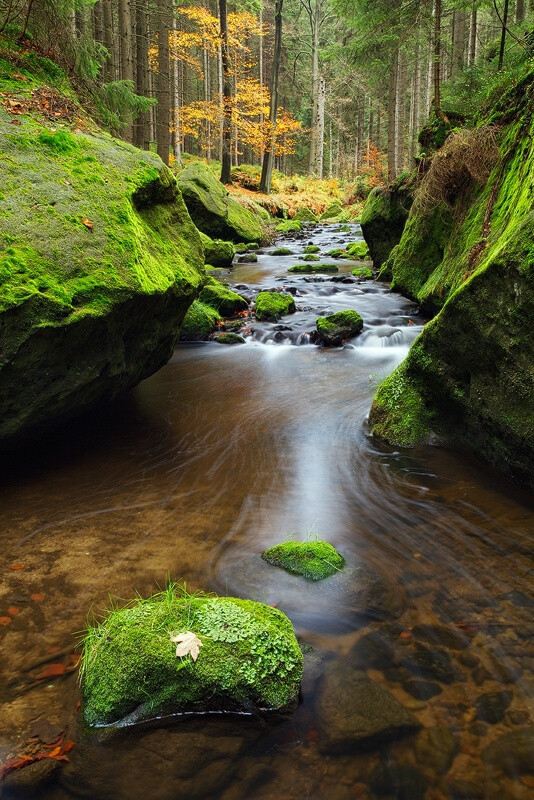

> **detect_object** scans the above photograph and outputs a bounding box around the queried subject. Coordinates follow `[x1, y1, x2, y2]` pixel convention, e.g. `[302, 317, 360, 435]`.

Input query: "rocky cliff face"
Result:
[0, 63, 204, 439]
[369, 68, 534, 488]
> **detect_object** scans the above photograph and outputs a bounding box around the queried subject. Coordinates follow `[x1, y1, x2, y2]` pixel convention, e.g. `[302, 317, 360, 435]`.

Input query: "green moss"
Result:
[261, 540, 345, 581]
[369, 365, 433, 447]
[293, 206, 318, 222]
[180, 300, 222, 341]
[320, 202, 343, 220]
[37, 130, 78, 153]
[351, 267, 373, 279]
[324, 248, 346, 258]
[360, 178, 414, 267]
[316, 309, 363, 346]
[233, 242, 249, 253]
[198, 231, 234, 267]
[347, 241, 370, 259]
[81, 586, 303, 726]
[303, 245, 320, 253]
[275, 220, 301, 233]
[214, 332, 245, 344]
[198, 278, 248, 316]
[254, 291, 296, 321]
[288, 263, 338, 273]
[302, 254, 320, 261]
[271, 247, 294, 256]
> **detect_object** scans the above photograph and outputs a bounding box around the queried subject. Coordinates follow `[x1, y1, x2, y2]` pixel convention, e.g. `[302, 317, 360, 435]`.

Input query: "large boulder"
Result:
[359, 176, 414, 269]
[0, 110, 204, 440]
[198, 231, 235, 268]
[198, 278, 249, 316]
[81, 589, 303, 727]
[177, 162, 262, 243]
[254, 291, 296, 321]
[316, 310, 363, 346]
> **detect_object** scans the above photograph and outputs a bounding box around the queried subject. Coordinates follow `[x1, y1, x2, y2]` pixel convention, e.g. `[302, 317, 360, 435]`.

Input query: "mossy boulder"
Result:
[320, 202, 343, 220]
[275, 220, 302, 233]
[214, 332, 245, 344]
[81, 589, 303, 726]
[360, 177, 414, 268]
[234, 243, 249, 254]
[198, 278, 249, 317]
[198, 232, 235, 268]
[271, 247, 294, 256]
[0, 105, 204, 440]
[177, 161, 262, 243]
[303, 245, 320, 254]
[316, 310, 363, 346]
[254, 291, 296, 321]
[351, 267, 373, 279]
[288, 263, 338, 273]
[324, 248, 347, 258]
[347, 241, 370, 260]
[180, 301, 222, 341]
[293, 206, 318, 223]
[369, 69, 534, 488]
[302, 254, 320, 262]
[261, 541, 345, 581]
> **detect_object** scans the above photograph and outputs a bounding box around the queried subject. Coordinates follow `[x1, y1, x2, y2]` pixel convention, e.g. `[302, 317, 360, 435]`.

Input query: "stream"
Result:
[0, 222, 532, 800]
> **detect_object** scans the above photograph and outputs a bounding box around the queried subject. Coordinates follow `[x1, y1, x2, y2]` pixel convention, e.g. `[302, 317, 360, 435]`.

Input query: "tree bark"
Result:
[498, 0, 510, 71]
[308, 0, 321, 175]
[219, 0, 232, 184]
[156, 0, 171, 165]
[102, 0, 115, 82]
[260, 0, 284, 194]
[396, 47, 407, 171]
[452, 9, 467, 76]
[387, 48, 398, 181]
[468, 3, 477, 67]
[134, 1, 149, 149]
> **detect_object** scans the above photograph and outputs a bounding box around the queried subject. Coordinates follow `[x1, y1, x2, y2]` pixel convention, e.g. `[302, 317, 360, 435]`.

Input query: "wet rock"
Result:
[317, 661, 420, 753]
[301, 645, 335, 694]
[415, 726, 459, 773]
[368, 763, 427, 800]
[214, 333, 245, 345]
[401, 642, 455, 684]
[508, 710, 530, 725]
[498, 590, 534, 608]
[316, 310, 364, 346]
[458, 651, 480, 669]
[238, 254, 258, 263]
[474, 690, 513, 724]
[483, 727, 534, 775]
[2, 758, 60, 797]
[402, 680, 442, 700]
[472, 665, 493, 686]
[411, 624, 470, 651]
[352, 629, 397, 670]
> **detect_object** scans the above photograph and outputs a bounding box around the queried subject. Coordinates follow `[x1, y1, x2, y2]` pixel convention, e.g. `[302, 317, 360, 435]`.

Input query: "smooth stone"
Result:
[2, 759, 60, 797]
[483, 727, 534, 775]
[498, 590, 534, 607]
[368, 763, 427, 800]
[415, 726, 459, 773]
[402, 680, 442, 700]
[474, 690, 513, 724]
[411, 624, 470, 651]
[401, 642, 455, 684]
[352, 629, 396, 670]
[317, 661, 420, 753]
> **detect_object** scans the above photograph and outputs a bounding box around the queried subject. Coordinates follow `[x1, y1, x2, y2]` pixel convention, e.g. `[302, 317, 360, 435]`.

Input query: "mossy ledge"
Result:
[0, 71, 204, 440]
[80, 586, 303, 727]
[369, 67, 534, 488]
[261, 540, 345, 581]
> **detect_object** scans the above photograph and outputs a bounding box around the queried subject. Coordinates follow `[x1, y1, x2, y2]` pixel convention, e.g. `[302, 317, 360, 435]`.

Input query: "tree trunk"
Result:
[102, 0, 114, 82]
[308, 1, 320, 175]
[396, 47, 407, 171]
[515, 0, 525, 23]
[468, 3, 477, 67]
[498, 0, 510, 71]
[316, 75, 325, 178]
[260, 0, 284, 194]
[357, 89, 364, 168]
[452, 9, 467, 76]
[411, 37, 421, 159]
[219, 0, 232, 184]
[156, 0, 171, 165]
[259, 5, 264, 161]
[387, 48, 398, 181]
[134, 2, 149, 149]
[118, 0, 134, 141]
[173, 13, 182, 163]
[433, 0, 448, 122]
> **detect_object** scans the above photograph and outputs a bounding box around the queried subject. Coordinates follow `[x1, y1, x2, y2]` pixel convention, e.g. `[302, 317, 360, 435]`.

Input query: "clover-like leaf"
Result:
[170, 631, 203, 662]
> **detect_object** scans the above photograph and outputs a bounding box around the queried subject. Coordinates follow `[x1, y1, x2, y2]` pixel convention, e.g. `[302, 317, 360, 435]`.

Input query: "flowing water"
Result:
[0, 223, 532, 800]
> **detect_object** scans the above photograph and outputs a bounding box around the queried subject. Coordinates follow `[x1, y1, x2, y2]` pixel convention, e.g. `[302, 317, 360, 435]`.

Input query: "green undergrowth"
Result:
[261, 540, 345, 580]
[80, 584, 303, 726]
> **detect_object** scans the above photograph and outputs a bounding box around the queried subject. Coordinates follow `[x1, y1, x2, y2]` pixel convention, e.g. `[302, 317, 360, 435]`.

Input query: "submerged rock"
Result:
[177, 161, 262, 243]
[368, 763, 427, 800]
[316, 310, 363, 346]
[483, 727, 534, 775]
[271, 247, 294, 256]
[317, 661, 420, 752]
[81, 590, 303, 727]
[474, 690, 513, 724]
[414, 726, 459, 773]
[261, 540, 345, 580]
[254, 291, 296, 321]
[0, 122, 204, 440]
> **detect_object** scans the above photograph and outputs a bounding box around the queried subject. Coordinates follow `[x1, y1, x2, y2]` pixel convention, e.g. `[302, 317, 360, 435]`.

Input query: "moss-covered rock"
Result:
[360, 176, 414, 268]
[347, 241, 370, 259]
[198, 232, 235, 268]
[237, 253, 258, 263]
[351, 267, 373, 279]
[254, 291, 296, 321]
[0, 94, 204, 440]
[316, 310, 363, 346]
[81, 588, 303, 726]
[288, 263, 338, 273]
[275, 220, 302, 233]
[271, 247, 294, 256]
[234, 243, 249, 254]
[261, 540, 345, 581]
[324, 248, 347, 258]
[198, 278, 249, 317]
[303, 245, 320, 254]
[177, 162, 262, 243]
[293, 206, 318, 222]
[302, 254, 320, 262]
[180, 300, 222, 341]
[320, 202, 343, 220]
[214, 332, 245, 344]
[369, 68, 534, 488]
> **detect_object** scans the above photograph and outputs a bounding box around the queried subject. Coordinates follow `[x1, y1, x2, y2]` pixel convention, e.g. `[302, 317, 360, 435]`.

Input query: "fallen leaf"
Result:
[48, 746, 61, 758]
[62, 740, 75, 753]
[0, 616, 11, 626]
[170, 631, 203, 662]
[399, 631, 412, 639]
[31, 593, 44, 602]
[9, 564, 25, 570]
[10, 119, 21, 125]
[81, 217, 93, 231]
[7, 606, 20, 616]
[35, 663, 66, 680]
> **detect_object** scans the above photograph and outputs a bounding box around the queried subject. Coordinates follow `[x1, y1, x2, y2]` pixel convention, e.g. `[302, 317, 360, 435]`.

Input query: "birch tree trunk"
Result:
[156, 0, 171, 165]
[308, 1, 321, 175]
[173, 13, 182, 163]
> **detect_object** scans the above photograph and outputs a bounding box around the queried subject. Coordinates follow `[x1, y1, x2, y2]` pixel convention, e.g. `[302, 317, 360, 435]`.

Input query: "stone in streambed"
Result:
[368, 763, 427, 800]
[317, 661, 420, 753]
[237, 253, 258, 263]
[261, 540, 344, 581]
[402, 679, 442, 700]
[483, 727, 534, 775]
[254, 291, 295, 321]
[198, 278, 249, 317]
[271, 247, 294, 256]
[400, 642, 455, 684]
[415, 726, 459, 773]
[474, 690, 513, 724]
[288, 263, 338, 273]
[214, 333, 245, 345]
[2, 758, 60, 797]
[198, 232, 235, 267]
[411, 624, 470, 651]
[316, 310, 363, 346]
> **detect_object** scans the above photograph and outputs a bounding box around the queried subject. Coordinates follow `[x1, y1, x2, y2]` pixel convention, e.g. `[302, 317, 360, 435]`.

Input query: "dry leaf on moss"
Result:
[170, 631, 203, 661]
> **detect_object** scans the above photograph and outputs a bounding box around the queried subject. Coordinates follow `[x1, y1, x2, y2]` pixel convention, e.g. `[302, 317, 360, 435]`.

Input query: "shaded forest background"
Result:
[1, 0, 533, 189]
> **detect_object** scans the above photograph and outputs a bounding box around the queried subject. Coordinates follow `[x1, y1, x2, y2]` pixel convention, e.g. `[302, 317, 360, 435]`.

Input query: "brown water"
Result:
[0, 224, 533, 800]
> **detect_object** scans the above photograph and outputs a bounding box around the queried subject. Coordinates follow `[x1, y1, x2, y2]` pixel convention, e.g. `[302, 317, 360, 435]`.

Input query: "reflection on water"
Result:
[0, 223, 532, 799]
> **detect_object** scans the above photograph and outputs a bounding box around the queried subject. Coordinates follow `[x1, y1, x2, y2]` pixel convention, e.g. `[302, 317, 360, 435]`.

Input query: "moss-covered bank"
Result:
[0, 67, 204, 439]
[370, 68, 534, 488]
[360, 176, 414, 269]
[81, 587, 303, 726]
